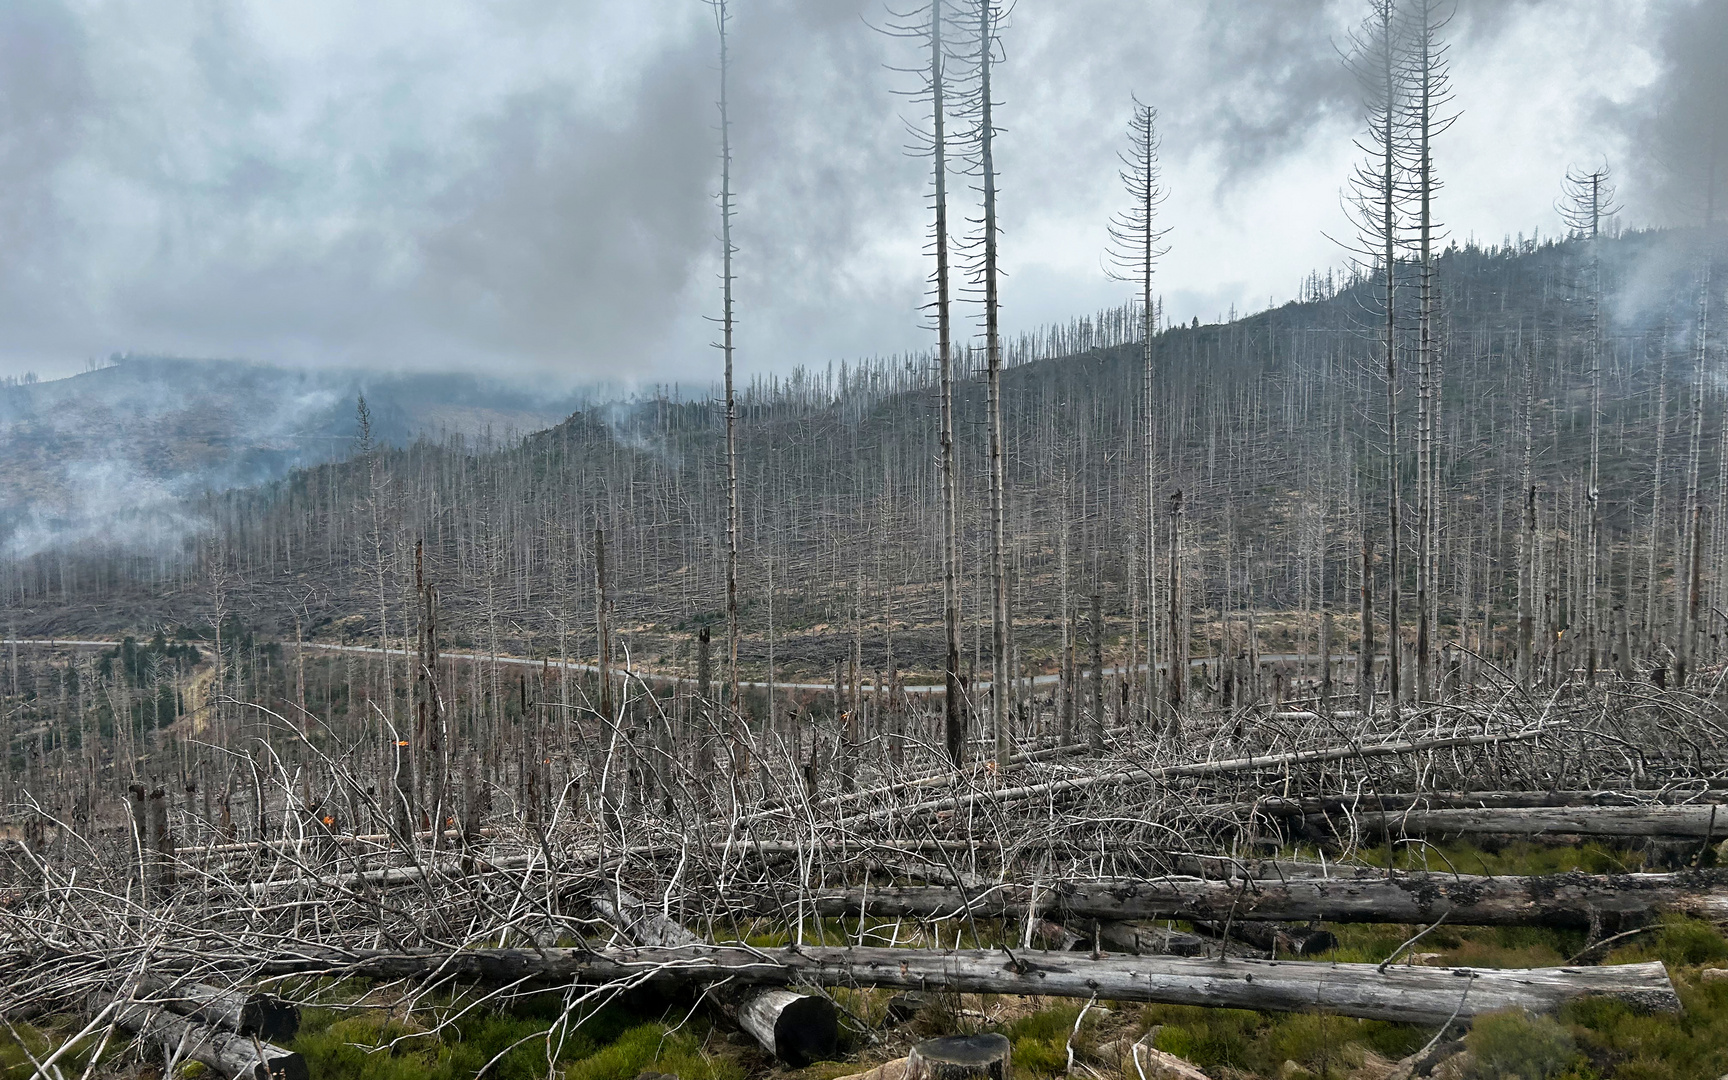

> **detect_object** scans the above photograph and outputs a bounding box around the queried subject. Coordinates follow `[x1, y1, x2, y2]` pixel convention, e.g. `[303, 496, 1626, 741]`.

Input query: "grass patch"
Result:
[1000, 1003, 1095, 1075]
[1465, 1008, 1584, 1080]
[290, 999, 741, 1080]
[1138, 1004, 1425, 1080]
[1349, 840, 1648, 877]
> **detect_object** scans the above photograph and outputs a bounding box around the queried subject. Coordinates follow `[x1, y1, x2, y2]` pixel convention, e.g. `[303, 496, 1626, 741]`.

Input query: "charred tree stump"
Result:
[907, 1034, 1011, 1080]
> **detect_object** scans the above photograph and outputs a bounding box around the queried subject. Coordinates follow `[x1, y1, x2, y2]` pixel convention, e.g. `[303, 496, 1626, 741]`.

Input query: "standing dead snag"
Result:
[1105, 95, 1171, 728]
[710, 0, 744, 757]
[1344, 0, 1404, 711]
[1559, 165, 1619, 684]
[970, 0, 1011, 768]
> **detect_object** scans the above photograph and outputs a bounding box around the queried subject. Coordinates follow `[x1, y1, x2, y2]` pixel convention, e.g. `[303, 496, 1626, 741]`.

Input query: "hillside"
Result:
[0, 228, 1717, 690]
[0, 357, 590, 560]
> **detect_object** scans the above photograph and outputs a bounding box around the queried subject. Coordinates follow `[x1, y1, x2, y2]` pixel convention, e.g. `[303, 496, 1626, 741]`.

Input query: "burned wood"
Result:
[1296, 804, 1728, 841]
[136, 974, 300, 1042]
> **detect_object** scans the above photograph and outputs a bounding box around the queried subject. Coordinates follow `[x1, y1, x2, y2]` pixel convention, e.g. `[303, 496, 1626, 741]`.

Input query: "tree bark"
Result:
[262, 946, 1680, 1026]
[593, 889, 838, 1065]
[101, 993, 306, 1080]
[137, 975, 300, 1042]
[773, 869, 1728, 928]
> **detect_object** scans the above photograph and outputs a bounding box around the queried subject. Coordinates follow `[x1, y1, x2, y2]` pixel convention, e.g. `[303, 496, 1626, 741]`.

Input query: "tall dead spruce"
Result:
[712, 0, 745, 769]
[1106, 97, 1172, 724]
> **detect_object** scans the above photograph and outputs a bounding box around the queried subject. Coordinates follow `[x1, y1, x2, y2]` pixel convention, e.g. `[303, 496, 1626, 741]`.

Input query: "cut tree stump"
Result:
[906, 1034, 1011, 1080]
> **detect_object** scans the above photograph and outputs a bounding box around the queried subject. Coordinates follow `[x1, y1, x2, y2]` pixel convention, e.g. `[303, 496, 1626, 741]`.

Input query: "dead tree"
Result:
[1405, 0, 1456, 703]
[1344, 0, 1407, 712]
[1559, 165, 1619, 683]
[1105, 96, 1171, 726]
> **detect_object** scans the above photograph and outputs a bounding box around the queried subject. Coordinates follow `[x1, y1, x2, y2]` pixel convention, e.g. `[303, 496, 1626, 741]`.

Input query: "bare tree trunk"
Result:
[931, 0, 965, 770]
[1167, 489, 1186, 718]
[1514, 339, 1536, 692]
[978, 0, 1010, 766]
[712, 0, 744, 762]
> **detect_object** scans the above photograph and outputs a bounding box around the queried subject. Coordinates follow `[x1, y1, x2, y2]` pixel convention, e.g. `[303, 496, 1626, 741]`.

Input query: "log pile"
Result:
[4, 693, 1723, 1074]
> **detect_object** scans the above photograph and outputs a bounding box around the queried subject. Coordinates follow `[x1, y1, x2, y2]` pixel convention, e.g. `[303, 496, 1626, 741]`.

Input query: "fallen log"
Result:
[774, 868, 1728, 928]
[137, 975, 299, 1041]
[1092, 921, 1210, 957]
[1192, 920, 1338, 957]
[594, 889, 838, 1066]
[98, 992, 306, 1080]
[258, 944, 1680, 1026]
[1302, 804, 1728, 840]
[840, 728, 1546, 829]
[1256, 791, 1728, 815]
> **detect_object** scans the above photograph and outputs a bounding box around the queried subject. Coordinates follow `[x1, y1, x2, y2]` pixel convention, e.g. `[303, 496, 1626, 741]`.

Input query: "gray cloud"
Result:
[0, 0, 1691, 382]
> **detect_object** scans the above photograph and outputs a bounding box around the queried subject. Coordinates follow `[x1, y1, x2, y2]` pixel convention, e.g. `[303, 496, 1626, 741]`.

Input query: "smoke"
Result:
[0, 358, 589, 559]
[1618, 0, 1728, 227]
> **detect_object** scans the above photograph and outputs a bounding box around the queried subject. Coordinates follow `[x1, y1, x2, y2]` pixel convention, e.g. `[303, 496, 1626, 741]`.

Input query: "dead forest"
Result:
[6, 2, 1728, 1080]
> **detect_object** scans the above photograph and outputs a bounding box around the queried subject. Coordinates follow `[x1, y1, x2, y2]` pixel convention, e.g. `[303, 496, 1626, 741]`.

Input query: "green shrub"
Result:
[1465, 1009, 1581, 1080]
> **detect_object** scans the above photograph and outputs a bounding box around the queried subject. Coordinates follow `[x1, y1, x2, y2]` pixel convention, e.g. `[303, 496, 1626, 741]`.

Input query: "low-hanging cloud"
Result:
[0, 0, 1697, 383]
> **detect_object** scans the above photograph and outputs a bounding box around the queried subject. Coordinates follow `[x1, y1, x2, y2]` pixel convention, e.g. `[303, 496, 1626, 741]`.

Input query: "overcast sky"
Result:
[0, 0, 1719, 384]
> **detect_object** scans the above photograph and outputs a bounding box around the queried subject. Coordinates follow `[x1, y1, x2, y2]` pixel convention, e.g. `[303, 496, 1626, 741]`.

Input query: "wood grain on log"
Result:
[778, 869, 1728, 928]
[137, 975, 300, 1042]
[906, 1034, 1011, 1080]
[258, 945, 1680, 1026]
[100, 993, 306, 1080]
[1303, 804, 1728, 839]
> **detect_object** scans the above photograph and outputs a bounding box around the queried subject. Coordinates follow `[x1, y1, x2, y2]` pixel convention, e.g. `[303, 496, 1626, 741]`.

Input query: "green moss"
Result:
[1131, 1003, 1424, 1080]
[563, 1023, 743, 1080]
[999, 1004, 1094, 1076]
[1562, 968, 1728, 1080]
[0, 1017, 110, 1078]
[290, 1001, 736, 1080]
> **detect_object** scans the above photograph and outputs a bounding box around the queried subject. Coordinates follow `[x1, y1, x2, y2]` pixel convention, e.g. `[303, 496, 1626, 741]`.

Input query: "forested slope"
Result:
[3, 227, 1720, 691]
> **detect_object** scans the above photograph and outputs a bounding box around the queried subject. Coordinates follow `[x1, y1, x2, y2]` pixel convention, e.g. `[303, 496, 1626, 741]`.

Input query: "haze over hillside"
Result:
[0, 356, 592, 559]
